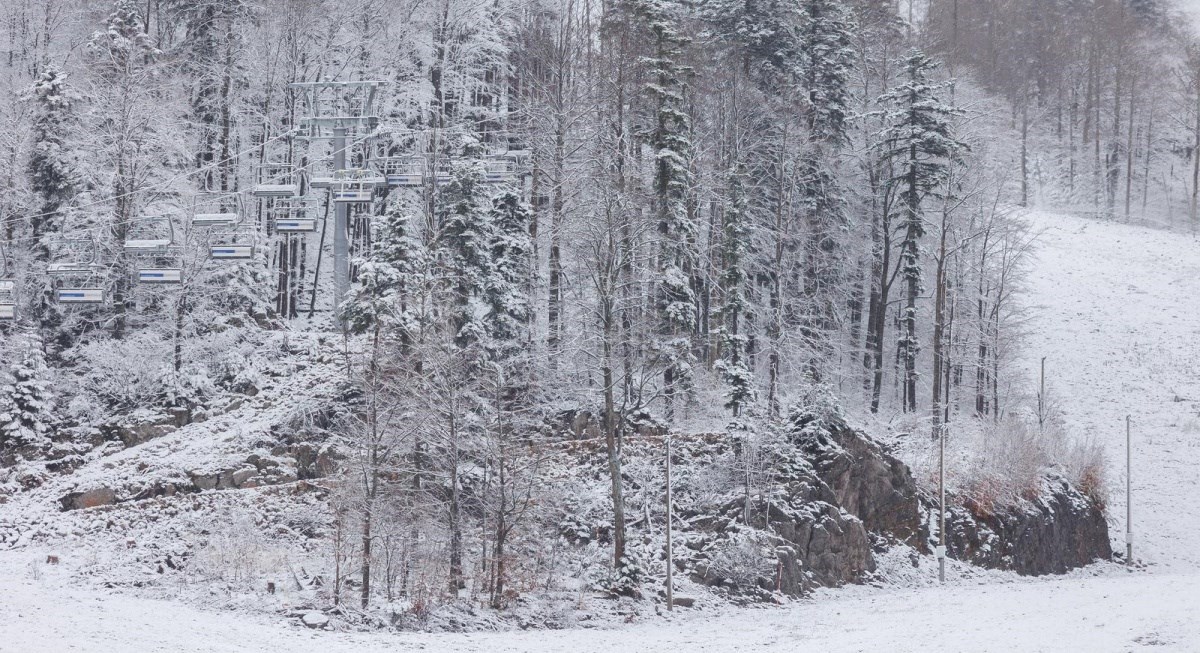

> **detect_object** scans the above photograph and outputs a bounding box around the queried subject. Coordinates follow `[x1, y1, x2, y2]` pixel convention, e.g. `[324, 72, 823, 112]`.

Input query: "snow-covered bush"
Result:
[708, 532, 775, 592]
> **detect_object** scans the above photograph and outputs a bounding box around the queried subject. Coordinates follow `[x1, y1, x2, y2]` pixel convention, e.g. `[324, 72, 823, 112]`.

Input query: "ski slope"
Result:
[1021, 211, 1200, 570]
[2, 211, 1198, 651]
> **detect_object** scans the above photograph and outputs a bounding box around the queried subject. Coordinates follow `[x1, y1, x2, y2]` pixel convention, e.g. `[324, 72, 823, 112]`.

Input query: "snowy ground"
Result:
[3, 210, 1200, 651]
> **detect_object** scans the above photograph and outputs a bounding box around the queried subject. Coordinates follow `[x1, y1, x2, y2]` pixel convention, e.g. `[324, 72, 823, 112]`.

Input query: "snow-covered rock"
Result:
[301, 611, 329, 629]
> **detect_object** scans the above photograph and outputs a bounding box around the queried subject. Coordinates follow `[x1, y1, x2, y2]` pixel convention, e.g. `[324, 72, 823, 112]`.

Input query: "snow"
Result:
[1020, 211, 1200, 570]
[1, 550, 1196, 652]
[3, 210, 1199, 649]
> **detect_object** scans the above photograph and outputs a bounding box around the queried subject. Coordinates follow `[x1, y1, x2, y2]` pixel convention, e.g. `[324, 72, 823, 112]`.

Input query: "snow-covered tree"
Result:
[801, 0, 856, 145]
[716, 166, 756, 416]
[878, 50, 966, 412]
[0, 336, 56, 453]
[28, 67, 81, 261]
[634, 0, 698, 418]
[438, 160, 494, 349]
[484, 190, 532, 356]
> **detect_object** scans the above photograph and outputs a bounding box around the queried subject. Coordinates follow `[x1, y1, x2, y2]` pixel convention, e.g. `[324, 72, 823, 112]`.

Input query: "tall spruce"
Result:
[878, 50, 966, 412]
[634, 0, 697, 418]
[716, 165, 756, 416]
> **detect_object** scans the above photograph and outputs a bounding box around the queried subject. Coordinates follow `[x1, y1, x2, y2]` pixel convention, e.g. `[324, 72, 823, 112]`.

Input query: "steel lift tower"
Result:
[290, 80, 384, 327]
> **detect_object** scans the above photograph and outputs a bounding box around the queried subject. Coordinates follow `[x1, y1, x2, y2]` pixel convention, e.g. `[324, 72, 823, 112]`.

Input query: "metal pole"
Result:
[665, 436, 674, 611]
[1038, 356, 1046, 433]
[938, 423, 946, 583]
[1126, 415, 1133, 564]
[332, 126, 349, 329]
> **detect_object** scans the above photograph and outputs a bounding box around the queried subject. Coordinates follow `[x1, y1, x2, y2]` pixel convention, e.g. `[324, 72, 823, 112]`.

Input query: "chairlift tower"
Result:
[291, 80, 384, 326]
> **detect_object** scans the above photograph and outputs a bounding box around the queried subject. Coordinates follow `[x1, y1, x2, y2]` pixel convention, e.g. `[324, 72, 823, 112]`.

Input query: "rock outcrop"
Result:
[941, 477, 1112, 575]
[797, 414, 923, 546]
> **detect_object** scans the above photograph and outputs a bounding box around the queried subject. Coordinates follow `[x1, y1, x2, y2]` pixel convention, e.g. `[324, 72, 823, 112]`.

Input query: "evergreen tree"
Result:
[801, 0, 857, 145]
[634, 0, 698, 416]
[28, 67, 80, 262]
[703, 0, 803, 88]
[343, 198, 430, 338]
[484, 191, 532, 357]
[716, 166, 756, 416]
[0, 336, 55, 452]
[438, 160, 494, 349]
[877, 50, 966, 412]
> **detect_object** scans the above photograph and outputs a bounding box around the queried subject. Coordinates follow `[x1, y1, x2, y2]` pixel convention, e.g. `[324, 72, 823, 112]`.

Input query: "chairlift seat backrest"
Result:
[57, 288, 104, 304]
[137, 268, 183, 284]
[275, 218, 319, 233]
[0, 303, 14, 320]
[124, 239, 173, 253]
[193, 212, 239, 227]
[210, 244, 254, 260]
[48, 262, 95, 275]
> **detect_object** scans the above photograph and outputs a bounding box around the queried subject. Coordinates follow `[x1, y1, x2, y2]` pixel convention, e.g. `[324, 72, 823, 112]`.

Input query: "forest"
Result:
[0, 0, 1194, 623]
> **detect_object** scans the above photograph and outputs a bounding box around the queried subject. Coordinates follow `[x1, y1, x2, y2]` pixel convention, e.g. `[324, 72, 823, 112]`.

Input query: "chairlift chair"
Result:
[380, 157, 425, 187]
[209, 226, 256, 260]
[0, 279, 15, 320]
[210, 243, 255, 260]
[192, 192, 243, 228]
[330, 169, 384, 203]
[270, 198, 320, 233]
[127, 215, 184, 285]
[251, 163, 300, 198]
[57, 288, 105, 304]
[48, 236, 107, 304]
[483, 156, 516, 184]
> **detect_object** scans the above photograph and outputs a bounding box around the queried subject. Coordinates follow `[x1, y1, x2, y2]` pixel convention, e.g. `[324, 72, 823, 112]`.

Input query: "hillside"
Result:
[3, 210, 1197, 651]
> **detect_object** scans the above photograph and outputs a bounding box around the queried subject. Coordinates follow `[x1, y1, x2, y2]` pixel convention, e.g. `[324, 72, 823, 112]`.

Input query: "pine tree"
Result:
[716, 166, 756, 416]
[877, 50, 966, 412]
[343, 198, 430, 338]
[438, 160, 494, 349]
[703, 0, 803, 87]
[28, 67, 80, 262]
[0, 336, 55, 452]
[484, 191, 532, 357]
[634, 0, 698, 417]
[801, 0, 857, 145]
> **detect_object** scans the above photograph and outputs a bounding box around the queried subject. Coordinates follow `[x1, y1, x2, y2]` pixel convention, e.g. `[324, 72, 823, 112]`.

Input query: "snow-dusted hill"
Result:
[1020, 211, 1200, 570]
[2, 211, 1198, 650]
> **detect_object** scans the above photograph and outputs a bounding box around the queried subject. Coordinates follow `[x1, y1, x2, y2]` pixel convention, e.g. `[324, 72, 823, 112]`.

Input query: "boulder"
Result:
[231, 467, 257, 487]
[59, 487, 117, 511]
[301, 612, 329, 629]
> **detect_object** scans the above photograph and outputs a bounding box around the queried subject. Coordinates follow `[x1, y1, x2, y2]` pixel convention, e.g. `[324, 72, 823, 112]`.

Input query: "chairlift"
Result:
[57, 288, 105, 304]
[380, 157, 425, 187]
[275, 218, 319, 233]
[252, 163, 300, 198]
[192, 192, 243, 228]
[47, 236, 107, 304]
[482, 156, 516, 184]
[0, 279, 14, 320]
[330, 169, 384, 203]
[210, 244, 255, 260]
[125, 215, 179, 253]
[138, 269, 183, 284]
[266, 198, 320, 234]
[210, 230, 255, 260]
[127, 216, 184, 285]
[47, 237, 101, 277]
